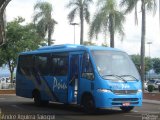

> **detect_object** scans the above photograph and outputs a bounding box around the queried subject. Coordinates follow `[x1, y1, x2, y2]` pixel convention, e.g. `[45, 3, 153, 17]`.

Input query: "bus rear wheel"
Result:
[120, 106, 134, 112]
[33, 91, 49, 106]
[82, 95, 96, 114]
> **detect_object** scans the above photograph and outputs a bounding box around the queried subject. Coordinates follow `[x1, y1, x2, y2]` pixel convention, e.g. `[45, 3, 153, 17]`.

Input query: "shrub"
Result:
[148, 85, 154, 92]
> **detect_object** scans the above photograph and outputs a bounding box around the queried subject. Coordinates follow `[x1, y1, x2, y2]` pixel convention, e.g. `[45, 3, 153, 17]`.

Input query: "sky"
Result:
[5, 0, 160, 58]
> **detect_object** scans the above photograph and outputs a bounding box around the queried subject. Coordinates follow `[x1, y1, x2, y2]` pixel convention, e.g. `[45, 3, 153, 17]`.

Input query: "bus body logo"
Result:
[121, 84, 130, 89]
[110, 83, 130, 90]
[53, 77, 67, 91]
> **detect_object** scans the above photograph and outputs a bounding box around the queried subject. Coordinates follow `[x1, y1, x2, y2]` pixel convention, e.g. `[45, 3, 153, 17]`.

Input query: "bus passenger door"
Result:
[68, 54, 80, 103]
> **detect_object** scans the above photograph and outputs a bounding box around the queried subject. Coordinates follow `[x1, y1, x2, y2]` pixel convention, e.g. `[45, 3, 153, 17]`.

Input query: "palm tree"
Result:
[89, 0, 125, 48]
[33, 2, 57, 46]
[67, 0, 93, 45]
[120, 0, 157, 89]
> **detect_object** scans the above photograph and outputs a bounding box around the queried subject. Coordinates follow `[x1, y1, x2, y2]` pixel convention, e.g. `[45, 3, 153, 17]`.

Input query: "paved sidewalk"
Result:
[143, 99, 160, 104]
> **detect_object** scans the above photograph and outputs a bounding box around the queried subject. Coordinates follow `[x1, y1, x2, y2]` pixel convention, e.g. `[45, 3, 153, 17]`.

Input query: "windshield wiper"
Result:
[120, 75, 138, 81]
[102, 74, 127, 83]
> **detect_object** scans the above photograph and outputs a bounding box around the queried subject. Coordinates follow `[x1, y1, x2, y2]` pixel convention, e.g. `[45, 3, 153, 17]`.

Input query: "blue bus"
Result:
[16, 44, 142, 113]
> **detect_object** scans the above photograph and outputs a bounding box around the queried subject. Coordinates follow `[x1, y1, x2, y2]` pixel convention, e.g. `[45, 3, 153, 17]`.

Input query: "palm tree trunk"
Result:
[48, 29, 51, 46]
[48, 19, 52, 46]
[80, 7, 84, 45]
[140, 0, 146, 91]
[109, 14, 114, 48]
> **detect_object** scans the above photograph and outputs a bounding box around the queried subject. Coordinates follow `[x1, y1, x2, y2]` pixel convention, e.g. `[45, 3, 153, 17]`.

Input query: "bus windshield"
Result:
[91, 50, 140, 81]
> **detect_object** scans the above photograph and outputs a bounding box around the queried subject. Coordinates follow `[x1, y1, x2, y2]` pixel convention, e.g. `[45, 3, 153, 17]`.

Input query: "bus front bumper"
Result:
[95, 90, 142, 108]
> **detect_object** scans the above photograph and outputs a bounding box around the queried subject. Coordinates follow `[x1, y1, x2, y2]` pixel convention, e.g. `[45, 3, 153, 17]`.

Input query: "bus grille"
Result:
[112, 90, 137, 95]
[112, 98, 139, 106]
[112, 98, 138, 101]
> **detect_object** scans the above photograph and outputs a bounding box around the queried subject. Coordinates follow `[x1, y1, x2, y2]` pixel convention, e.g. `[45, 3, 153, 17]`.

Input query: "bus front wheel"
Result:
[120, 106, 134, 112]
[82, 95, 96, 114]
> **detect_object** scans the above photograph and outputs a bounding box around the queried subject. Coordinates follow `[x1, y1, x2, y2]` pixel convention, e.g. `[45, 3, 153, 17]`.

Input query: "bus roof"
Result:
[20, 44, 123, 55]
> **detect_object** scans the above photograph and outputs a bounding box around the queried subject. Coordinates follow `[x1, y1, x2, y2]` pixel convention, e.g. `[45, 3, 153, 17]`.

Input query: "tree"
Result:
[0, 17, 42, 82]
[101, 42, 108, 47]
[83, 41, 96, 45]
[89, 0, 125, 48]
[152, 58, 160, 74]
[131, 54, 152, 75]
[120, 0, 157, 89]
[0, 49, 4, 66]
[67, 0, 93, 45]
[33, 1, 57, 46]
[130, 54, 141, 73]
[0, 0, 11, 45]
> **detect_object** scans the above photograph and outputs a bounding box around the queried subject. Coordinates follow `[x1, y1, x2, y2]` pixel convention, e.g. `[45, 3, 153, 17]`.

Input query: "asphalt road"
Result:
[0, 95, 160, 120]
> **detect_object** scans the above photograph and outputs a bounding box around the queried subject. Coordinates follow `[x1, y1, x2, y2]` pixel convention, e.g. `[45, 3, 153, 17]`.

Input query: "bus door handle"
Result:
[91, 82, 94, 90]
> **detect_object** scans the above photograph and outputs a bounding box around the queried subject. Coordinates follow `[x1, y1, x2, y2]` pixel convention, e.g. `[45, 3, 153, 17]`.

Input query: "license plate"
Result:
[123, 102, 130, 106]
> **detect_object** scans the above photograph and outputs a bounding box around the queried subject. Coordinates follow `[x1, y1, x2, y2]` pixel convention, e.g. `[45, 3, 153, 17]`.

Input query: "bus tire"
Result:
[120, 106, 134, 112]
[33, 91, 43, 106]
[82, 94, 96, 114]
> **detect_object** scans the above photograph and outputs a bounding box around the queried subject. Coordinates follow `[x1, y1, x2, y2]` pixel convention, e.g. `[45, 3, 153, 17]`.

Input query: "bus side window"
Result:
[18, 55, 33, 76]
[81, 53, 94, 80]
[35, 55, 50, 76]
[51, 55, 68, 76]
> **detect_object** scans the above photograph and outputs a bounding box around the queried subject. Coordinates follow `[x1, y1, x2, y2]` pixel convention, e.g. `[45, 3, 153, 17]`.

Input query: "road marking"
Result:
[0, 98, 6, 100]
[133, 110, 139, 112]
[11, 105, 25, 110]
[124, 114, 142, 118]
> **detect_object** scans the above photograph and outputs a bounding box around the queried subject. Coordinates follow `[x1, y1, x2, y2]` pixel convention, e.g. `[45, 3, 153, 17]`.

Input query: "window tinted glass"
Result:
[35, 54, 50, 76]
[91, 50, 140, 80]
[18, 55, 34, 76]
[81, 52, 94, 80]
[51, 54, 68, 76]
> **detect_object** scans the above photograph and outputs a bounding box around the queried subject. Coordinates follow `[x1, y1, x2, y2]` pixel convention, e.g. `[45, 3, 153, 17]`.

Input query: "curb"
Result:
[0, 90, 15, 94]
[143, 99, 160, 105]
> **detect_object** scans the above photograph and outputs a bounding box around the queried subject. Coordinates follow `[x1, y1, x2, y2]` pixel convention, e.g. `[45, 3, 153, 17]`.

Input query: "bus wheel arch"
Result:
[81, 92, 96, 114]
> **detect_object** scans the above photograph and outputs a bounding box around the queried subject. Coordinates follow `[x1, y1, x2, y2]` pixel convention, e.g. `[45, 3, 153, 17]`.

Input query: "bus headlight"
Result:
[137, 89, 142, 93]
[97, 89, 112, 93]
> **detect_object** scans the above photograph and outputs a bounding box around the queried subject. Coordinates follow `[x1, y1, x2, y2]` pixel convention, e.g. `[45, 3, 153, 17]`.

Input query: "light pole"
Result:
[147, 41, 152, 80]
[70, 23, 79, 44]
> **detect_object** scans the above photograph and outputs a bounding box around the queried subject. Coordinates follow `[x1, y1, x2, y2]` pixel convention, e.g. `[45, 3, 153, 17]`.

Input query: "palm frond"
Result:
[34, 2, 52, 12]
[135, 4, 138, 25]
[146, 0, 157, 16]
[120, 0, 138, 14]
[84, 7, 90, 24]
[33, 12, 44, 23]
[36, 18, 48, 38]
[48, 19, 57, 35]
[114, 11, 125, 41]
[84, 0, 93, 5]
[89, 11, 108, 39]
[67, 7, 78, 23]
[66, 0, 80, 8]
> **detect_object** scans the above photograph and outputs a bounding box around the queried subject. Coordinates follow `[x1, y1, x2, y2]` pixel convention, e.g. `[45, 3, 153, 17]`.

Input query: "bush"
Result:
[148, 85, 154, 92]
